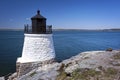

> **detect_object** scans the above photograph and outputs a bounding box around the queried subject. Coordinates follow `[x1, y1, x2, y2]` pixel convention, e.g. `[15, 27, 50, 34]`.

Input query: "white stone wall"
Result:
[17, 34, 55, 63]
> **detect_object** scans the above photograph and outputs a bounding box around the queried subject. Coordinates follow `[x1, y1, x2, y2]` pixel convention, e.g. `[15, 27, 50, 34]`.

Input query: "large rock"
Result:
[8, 50, 120, 80]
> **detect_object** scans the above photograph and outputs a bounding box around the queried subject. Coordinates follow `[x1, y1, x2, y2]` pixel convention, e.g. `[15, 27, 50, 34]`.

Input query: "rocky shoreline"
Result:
[1, 50, 120, 80]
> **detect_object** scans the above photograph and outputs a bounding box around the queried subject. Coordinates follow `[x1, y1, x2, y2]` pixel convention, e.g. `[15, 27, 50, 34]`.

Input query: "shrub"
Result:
[106, 48, 113, 51]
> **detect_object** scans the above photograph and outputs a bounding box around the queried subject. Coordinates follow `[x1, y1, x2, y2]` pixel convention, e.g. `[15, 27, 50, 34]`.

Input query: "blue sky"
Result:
[0, 0, 120, 29]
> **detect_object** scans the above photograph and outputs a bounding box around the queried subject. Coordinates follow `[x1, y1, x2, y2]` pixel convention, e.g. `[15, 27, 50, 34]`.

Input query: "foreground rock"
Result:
[8, 50, 120, 80]
[0, 77, 5, 80]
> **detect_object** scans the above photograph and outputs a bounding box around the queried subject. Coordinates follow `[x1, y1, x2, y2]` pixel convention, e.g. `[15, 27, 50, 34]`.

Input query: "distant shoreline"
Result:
[0, 28, 120, 31]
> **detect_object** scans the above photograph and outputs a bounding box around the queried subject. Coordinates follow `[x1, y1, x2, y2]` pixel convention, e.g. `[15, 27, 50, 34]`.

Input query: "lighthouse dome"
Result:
[31, 10, 46, 20]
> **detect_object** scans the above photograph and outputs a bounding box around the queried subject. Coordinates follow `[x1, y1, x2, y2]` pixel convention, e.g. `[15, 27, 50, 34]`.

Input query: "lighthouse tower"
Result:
[17, 10, 55, 76]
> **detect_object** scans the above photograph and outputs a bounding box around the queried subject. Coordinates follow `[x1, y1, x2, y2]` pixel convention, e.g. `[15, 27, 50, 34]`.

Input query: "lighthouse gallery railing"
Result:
[24, 25, 52, 34]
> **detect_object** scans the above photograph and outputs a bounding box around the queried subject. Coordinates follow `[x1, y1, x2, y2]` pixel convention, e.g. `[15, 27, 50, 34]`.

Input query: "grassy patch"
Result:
[56, 67, 119, 80]
[56, 68, 101, 80]
[105, 67, 117, 76]
[71, 68, 101, 80]
[29, 71, 37, 77]
[102, 67, 118, 79]
[56, 71, 67, 80]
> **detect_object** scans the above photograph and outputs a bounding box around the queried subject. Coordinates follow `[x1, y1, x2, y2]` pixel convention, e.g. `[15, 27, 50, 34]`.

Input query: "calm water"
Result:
[0, 30, 120, 76]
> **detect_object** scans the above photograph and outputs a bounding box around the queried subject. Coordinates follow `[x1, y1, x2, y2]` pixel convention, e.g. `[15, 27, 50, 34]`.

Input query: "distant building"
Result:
[16, 10, 55, 76]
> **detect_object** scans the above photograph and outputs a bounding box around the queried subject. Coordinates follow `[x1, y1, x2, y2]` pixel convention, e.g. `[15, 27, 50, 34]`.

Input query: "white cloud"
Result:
[26, 18, 30, 20]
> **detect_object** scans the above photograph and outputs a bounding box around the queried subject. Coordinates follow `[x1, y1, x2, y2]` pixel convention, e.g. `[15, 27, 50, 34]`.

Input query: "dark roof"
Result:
[31, 10, 46, 19]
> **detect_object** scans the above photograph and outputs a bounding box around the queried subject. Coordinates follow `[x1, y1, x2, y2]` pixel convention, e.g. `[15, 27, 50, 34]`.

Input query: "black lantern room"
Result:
[24, 10, 52, 34]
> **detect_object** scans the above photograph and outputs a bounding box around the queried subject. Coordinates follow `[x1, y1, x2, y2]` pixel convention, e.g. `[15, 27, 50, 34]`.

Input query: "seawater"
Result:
[0, 30, 120, 76]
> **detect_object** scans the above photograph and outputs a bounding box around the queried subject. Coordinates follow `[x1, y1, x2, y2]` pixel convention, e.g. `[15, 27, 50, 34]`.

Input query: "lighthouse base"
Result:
[16, 58, 55, 77]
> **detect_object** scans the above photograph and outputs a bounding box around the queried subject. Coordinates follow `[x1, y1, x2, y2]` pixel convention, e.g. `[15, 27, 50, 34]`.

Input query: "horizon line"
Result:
[0, 28, 120, 30]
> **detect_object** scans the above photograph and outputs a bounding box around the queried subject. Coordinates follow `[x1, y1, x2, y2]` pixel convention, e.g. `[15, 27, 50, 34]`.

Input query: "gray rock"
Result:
[8, 50, 120, 80]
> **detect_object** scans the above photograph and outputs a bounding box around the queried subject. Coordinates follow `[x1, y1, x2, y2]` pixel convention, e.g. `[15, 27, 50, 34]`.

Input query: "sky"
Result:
[0, 0, 120, 29]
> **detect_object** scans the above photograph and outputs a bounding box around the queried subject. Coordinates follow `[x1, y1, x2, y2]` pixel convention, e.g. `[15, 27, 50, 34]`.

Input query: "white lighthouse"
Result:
[16, 10, 55, 76]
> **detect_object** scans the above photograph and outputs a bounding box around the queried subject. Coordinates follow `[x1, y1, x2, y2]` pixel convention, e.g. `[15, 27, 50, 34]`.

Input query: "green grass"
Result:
[105, 68, 117, 76]
[56, 68, 101, 80]
[56, 67, 119, 80]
